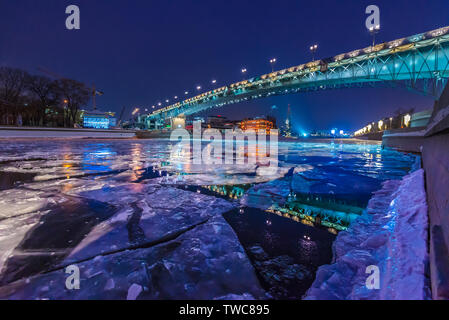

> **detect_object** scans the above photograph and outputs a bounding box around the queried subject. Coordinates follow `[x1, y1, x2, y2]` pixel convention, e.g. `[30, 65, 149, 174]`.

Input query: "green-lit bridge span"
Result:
[144, 26, 449, 126]
[201, 184, 362, 233]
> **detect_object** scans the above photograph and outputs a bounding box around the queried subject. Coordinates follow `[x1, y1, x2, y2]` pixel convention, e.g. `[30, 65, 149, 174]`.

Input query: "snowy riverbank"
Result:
[305, 169, 430, 300]
[0, 126, 136, 139]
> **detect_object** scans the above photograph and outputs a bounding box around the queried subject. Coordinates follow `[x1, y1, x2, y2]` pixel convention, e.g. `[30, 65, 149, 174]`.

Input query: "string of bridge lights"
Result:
[147, 79, 217, 112]
[132, 24, 384, 116]
[143, 57, 281, 115]
[134, 41, 319, 115]
[144, 44, 322, 115]
[132, 49, 316, 115]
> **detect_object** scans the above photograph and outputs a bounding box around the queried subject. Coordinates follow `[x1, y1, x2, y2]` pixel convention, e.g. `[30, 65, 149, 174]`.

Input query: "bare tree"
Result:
[55, 79, 89, 127]
[0, 67, 29, 124]
[0, 67, 28, 103]
[26, 75, 58, 126]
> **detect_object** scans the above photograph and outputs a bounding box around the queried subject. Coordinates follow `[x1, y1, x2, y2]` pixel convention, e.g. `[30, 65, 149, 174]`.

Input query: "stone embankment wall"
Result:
[383, 83, 449, 300]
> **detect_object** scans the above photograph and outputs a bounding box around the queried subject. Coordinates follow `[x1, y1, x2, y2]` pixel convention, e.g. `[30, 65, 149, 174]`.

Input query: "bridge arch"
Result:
[146, 26, 449, 126]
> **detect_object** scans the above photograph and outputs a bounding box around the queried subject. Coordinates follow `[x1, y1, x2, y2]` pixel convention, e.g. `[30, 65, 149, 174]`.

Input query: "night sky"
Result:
[1, 0, 448, 132]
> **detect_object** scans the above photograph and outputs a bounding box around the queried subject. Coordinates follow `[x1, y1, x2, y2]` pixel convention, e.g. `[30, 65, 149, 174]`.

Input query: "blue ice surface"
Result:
[276, 141, 416, 207]
[0, 139, 416, 207]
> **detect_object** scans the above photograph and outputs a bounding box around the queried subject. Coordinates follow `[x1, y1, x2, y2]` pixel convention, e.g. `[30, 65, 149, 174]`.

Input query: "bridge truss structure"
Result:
[145, 26, 449, 126]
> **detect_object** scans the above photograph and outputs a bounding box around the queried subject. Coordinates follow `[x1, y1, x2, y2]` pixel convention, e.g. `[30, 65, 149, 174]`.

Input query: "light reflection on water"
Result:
[0, 139, 415, 200]
[0, 138, 417, 299]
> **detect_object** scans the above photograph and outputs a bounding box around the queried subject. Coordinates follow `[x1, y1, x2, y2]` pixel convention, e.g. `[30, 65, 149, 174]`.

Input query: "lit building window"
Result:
[403, 114, 411, 127]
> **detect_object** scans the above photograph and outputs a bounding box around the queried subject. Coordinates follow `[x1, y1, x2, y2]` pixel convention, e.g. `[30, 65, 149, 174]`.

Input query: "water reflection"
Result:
[0, 138, 417, 300]
[81, 144, 116, 173]
[223, 206, 336, 299]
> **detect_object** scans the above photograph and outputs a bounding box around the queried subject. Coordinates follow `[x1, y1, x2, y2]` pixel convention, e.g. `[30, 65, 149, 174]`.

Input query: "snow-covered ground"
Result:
[0, 127, 135, 139]
[305, 169, 430, 300]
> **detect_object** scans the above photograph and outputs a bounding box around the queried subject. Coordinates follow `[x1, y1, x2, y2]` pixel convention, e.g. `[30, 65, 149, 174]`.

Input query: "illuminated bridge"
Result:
[145, 26, 449, 127]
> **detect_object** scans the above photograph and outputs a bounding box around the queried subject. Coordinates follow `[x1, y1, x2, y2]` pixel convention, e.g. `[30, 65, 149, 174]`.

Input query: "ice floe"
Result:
[305, 169, 430, 300]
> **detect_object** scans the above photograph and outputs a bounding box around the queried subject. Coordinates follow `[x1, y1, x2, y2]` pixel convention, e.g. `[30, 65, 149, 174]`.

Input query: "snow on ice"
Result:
[305, 169, 430, 300]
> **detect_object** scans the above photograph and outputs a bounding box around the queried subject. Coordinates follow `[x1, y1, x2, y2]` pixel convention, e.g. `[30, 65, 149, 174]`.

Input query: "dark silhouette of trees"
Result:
[55, 79, 90, 127]
[0, 66, 90, 127]
[25, 75, 58, 126]
[0, 67, 29, 125]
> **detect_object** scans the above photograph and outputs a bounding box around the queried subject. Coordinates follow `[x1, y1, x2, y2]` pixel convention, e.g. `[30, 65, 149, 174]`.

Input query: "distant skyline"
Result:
[1, 0, 448, 131]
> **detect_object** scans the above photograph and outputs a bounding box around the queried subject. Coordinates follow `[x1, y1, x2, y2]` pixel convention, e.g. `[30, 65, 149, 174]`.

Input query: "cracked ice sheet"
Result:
[0, 186, 77, 275]
[0, 140, 415, 195]
[0, 195, 117, 285]
[24, 177, 159, 202]
[0, 209, 49, 275]
[305, 169, 430, 300]
[0, 215, 266, 300]
[63, 184, 236, 265]
[152, 164, 313, 187]
[0, 188, 50, 219]
[0, 188, 70, 273]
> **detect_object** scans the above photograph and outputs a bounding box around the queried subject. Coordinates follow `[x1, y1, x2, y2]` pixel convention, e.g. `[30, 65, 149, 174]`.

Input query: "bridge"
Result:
[196, 183, 358, 232]
[144, 26, 449, 128]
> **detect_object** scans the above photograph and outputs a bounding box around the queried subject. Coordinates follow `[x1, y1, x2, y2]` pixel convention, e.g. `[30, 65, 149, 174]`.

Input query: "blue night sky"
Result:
[1, 0, 448, 132]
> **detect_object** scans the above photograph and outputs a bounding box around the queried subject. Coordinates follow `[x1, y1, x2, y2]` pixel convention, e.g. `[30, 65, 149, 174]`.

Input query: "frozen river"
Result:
[0, 138, 417, 299]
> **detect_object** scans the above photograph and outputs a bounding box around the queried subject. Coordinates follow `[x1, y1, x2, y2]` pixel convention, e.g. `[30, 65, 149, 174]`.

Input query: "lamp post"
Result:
[269, 58, 277, 73]
[310, 44, 318, 62]
[369, 25, 380, 48]
[241, 68, 247, 80]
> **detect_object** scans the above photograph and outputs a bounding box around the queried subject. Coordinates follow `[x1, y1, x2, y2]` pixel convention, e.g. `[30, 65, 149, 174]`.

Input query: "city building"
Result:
[81, 110, 117, 129]
[171, 115, 186, 129]
[411, 109, 432, 128]
[281, 104, 297, 138]
[353, 108, 432, 137]
[240, 117, 275, 135]
[205, 115, 236, 130]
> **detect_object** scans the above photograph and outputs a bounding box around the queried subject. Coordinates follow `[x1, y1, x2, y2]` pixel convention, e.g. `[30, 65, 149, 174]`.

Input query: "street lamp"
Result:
[185, 91, 189, 95]
[369, 25, 380, 48]
[310, 44, 318, 62]
[212, 79, 217, 84]
[378, 120, 384, 131]
[241, 68, 247, 80]
[269, 58, 277, 72]
[404, 114, 411, 127]
[196, 86, 202, 90]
